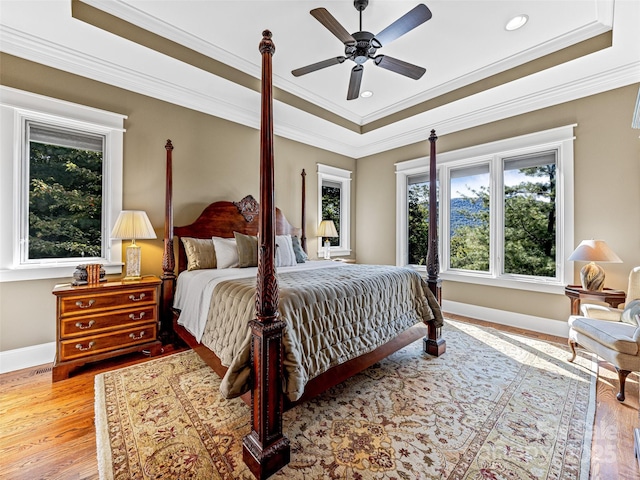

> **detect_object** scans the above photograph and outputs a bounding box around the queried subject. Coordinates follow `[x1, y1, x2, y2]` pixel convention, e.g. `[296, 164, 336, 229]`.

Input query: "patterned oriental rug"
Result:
[95, 319, 596, 479]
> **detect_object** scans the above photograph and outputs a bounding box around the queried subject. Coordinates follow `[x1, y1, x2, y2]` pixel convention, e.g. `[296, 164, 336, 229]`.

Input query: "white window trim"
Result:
[0, 86, 126, 282]
[317, 163, 351, 257]
[395, 125, 576, 294]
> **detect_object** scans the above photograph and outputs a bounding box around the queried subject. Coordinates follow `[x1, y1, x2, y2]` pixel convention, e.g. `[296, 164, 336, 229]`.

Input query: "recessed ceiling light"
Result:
[505, 14, 528, 31]
[360, 90, 373, 98]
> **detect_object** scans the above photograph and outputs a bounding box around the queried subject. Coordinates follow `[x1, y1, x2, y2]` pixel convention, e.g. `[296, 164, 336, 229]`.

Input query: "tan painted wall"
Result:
[0, 54, 355, 351]
[356, 83, 640, 323]
[1, 52, 638, 352]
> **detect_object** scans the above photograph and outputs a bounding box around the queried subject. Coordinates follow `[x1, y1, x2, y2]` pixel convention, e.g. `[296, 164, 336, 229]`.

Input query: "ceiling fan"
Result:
[292, 0, 432, 100]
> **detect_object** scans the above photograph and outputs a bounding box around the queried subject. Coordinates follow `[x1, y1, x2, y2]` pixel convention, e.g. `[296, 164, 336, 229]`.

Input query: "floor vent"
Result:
[33, 366, 53, 376]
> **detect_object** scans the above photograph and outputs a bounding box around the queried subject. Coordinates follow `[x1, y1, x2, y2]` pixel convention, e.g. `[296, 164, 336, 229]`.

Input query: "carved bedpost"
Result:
[242, 30, 290, 479]
[160, 139, 176, 344]
[301, 169, 307, 252]
[424, 129, 446, 357]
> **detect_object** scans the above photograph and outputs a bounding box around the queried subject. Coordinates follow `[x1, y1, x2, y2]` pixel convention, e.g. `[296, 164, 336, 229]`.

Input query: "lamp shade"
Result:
[568, 239, 622, 291]
[568, 240, 622, 263]
[111, 210, 157, 240]
[317, 220, 338, 238]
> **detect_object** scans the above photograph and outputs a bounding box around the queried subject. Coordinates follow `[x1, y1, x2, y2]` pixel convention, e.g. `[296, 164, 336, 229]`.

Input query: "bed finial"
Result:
[259, 29, 275, 55]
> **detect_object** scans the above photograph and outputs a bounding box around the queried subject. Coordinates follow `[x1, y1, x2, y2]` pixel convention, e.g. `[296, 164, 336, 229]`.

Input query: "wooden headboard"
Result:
[173, 195, 301, 274]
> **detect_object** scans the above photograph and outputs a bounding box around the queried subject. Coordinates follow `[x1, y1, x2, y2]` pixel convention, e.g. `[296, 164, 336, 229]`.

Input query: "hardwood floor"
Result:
[0, 317, 638, 479]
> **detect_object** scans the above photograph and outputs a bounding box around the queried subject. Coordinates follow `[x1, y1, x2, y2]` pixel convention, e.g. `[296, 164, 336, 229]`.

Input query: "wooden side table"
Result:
[564, 285, 626, 315]
[52, 276, 163, 380]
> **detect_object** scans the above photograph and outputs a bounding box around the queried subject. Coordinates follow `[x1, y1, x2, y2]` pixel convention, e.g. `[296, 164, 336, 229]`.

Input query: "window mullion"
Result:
[491, 155, 504, 279]
[18, 117, 31, 265]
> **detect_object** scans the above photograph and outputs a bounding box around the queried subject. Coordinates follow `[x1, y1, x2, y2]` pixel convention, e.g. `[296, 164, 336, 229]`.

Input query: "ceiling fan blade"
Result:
[347, 65, 364, 101]
[292, 57, 346, 77]
[374, 55, 426, 80]
[311, 8, 357, 46]
[373, 4, 432, 47]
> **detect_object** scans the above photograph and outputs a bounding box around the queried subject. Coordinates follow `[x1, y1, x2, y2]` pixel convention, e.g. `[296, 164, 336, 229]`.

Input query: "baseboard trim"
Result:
[442, 300, 569, 338]
[0, 342, 55, 374]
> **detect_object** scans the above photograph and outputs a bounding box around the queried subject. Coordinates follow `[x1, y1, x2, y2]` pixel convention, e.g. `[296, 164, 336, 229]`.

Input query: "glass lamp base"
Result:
[123, 244, 142, 281]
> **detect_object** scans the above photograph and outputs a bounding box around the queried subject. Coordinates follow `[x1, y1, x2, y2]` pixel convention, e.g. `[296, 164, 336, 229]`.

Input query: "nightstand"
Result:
[564, 284, 626, 316]
[52, 276, 163, 381]
[332, 258, 356, 264]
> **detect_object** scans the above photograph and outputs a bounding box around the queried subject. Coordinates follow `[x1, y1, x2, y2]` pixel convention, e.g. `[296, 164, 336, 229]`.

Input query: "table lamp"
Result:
[317, 220, 338, 259]
[111, 210, 157, 280]
[568, 239, 622, 291]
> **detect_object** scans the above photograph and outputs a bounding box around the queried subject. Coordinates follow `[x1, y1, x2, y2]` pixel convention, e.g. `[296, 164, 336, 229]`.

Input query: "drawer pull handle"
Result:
[129, 312, 146, 321]
[129, 293, 146, 302]
[75, 341, 95, 351]
[129, 331, 146, 340]
[75, 320, 95, 330]
[75, 299, 95, 309]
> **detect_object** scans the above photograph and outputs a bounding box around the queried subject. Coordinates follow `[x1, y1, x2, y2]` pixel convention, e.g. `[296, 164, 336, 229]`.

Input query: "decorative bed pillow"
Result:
[181, 237, 216, 271]
[621, 299, 640, 326]
[291, 235, 308, 263]
[275, 234, 297, 267]
[234, 232, 258, 268]
[212, 237, 239, 269]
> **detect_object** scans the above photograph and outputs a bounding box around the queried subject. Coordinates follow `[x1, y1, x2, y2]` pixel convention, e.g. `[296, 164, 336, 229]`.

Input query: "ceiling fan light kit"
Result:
[292, 0, 432, 100]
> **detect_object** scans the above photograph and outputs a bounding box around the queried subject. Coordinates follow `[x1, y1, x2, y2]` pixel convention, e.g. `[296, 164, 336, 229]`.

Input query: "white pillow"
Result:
[212, 237, 239, 269]
[275, 234, 297, 267]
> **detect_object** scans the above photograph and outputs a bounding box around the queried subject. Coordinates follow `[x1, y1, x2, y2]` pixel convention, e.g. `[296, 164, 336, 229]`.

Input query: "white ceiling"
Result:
[1, 0, 639, 158]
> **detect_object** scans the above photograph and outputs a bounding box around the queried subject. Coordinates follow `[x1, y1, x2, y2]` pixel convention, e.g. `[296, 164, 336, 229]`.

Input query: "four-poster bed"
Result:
[159, 30, 445, 479]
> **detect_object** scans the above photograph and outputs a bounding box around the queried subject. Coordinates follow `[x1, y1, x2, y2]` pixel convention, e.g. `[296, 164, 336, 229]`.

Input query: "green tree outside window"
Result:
[28, 141, 103, 259]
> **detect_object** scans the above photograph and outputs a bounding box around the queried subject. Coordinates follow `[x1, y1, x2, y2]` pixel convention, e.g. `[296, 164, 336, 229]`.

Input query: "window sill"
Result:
[406, 265, 566, 295]
[317, 248, 351, 257]
[0, 263, 123, 283]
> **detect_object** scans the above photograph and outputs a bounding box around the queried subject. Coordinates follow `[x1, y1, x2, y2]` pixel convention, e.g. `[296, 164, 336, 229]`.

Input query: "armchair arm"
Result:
[633, 325, 640, 343]
[580, 303, 623, 321]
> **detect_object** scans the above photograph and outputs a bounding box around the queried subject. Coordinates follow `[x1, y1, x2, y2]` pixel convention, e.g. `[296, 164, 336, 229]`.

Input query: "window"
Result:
[406, 173, 434, 266]
[449, 163, 490, 272]
[25, 123, 105, 261]
[502, 152, 557, 277]
[396, 125, 575, 292]
[0, 86, 126, 281]
[317, 164, 351, 256]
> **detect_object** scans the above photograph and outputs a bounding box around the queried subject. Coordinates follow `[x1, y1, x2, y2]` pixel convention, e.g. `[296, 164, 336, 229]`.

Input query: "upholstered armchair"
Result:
[580, 266, 640, 320]
[567, 266, 640, 402]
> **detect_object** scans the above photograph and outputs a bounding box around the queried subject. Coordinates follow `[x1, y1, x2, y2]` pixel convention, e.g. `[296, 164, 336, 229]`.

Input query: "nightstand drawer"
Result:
[58, 287, 158, 317]
[58, 323, 158, 361]
[59, 305, 157, 338]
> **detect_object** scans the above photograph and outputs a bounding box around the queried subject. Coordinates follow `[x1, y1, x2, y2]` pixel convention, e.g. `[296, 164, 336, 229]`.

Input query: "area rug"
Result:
[95, 319, 597, 479]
